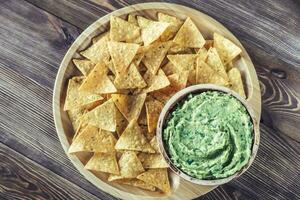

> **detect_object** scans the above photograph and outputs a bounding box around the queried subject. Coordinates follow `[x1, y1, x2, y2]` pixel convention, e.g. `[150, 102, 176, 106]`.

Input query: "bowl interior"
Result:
[157, 84, 260, 186]
[54, 4, 258, 198]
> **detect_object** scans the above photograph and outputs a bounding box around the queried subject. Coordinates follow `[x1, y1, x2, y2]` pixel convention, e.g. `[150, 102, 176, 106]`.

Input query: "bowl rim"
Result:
[156, 84, 260, 186]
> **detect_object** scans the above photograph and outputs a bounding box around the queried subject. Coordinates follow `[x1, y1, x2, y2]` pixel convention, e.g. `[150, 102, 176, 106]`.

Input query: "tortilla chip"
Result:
[196, 60, 228, 86]
[67, 107, 86, 132]
[138, 106, 147, 126]
[228, 68, 246, 98]
[161, 72, 189, 94]
[73, 59, 95, 76]
[92, 31, 110, 44]
[115, 108, 128, 137]
[140, 70, 170, 94]
[79, 63, 117, 94]
[80, 34, 110, 64]
[110, 16, 140, 42]
[107, 41, 140, 74]
[115, 120, 155, 153]
[137, 16, 169, 46]
[145, 99, 164, 133]
[83, 99, 117, 132]
[114, 63, 146, 89]
[161, 62, 177, 75]
[206, 47, 228, 80]
[204, 39, 213, 50]
[115, 178, 156, 191]
[157, 12, 183, 41]
[108, 151, 145, 181]
[138, 153, 168, 169]
[85, 153, 119, 174]
[64, 76, 103, 110]
[213, 33, 242, 64]
[72, 118, 88, 141]
[128, 14, 138, 25]
[150, 136, 160, 153]
[132, 51, 144, 66]
[197, 47, 208, 61]
[137, 169, 171, 194]
[168, 44, 193, 54]
[173, 17, 205, 48]
[142, 41, 172, 74]
[68, 125, 117, 153]
[112, 93, 146, 122]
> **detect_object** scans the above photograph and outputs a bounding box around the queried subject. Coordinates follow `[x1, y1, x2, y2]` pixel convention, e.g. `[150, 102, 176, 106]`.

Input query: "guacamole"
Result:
[163, 91, 253, 179]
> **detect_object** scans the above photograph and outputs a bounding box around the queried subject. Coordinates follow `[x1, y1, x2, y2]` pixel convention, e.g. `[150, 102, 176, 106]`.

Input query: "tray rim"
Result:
[52, 2, 261, 200]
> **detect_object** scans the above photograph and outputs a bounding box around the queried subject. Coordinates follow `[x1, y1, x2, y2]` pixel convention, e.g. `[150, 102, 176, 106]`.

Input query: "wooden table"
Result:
[0, 0, 299, 199]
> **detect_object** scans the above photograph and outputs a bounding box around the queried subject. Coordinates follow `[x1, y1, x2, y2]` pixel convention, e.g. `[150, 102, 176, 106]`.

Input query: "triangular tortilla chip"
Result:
[115, 108, 128, 137]
[114, 63, 146, 89]
[196, 60, 228, 86]
[206, 47, 228, 80]
[73, 59, 95, 76]
[115, 178, 156, 191]
[150, 136, 160, 153]
[67, 107, 87, 133]
[142, 41, 172, 74]
[145, 99, 164, 133]
[140, 70, 170, 94]
[115, 120, 155, 153]
[161, 62, 177, 75]
[85, 152, 119, 174]
[137, 16, 169, 46]
[138, 153, 169, 169]
[228, 68, 246, 98]
[83, 99, 117, 132]
[110, 16, 140, 42]
[68, 125, 117, 153]
[107, 41, 140, 74]
[173, 17, 205, 48]
[64, 76, 103, 110]
[137, 169, 171, 194]
[197, 47, 208, 61]
[79, 63, 117, 94]
[157, 12, 183, 41]
[112, 93, 146, 122]
[72, 118, 88, 141]
[108, 151, 145, 181]
[80, 34, 110, 64]
[213, 33, 242, 64]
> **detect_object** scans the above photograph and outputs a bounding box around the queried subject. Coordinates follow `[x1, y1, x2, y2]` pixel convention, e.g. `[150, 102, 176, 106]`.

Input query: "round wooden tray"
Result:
[53, 3, 261, 200]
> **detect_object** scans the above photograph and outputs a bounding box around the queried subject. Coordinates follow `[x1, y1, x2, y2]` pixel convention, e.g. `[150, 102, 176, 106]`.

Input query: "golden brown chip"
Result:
[145, 99, 164, 133]
[92, 31, 109, 44]
[161, 62, 177, 75]
[196, 60, 228, 86]
[112, 93, 146, 122]
[127, 14, 138, 25]
[68, 125, 117, 153]
[110, 16, 140, 42]
[197, 47, 208, 61]
[80, 34, 110, 64]
[228, 67, 246, 98]
[138, 153, 169, 169]
[115, 108, 128, 137]
[140, 70, 170, 94]
[213, 33, 242, 64]
[150, 136, 160, 153]
[115, 120, 155, 153]
[157, 12, 183, 41]
[85, 152, 119, 174]
[64, 76, 103, 111]
[67, 107, 87, 132]
[137, 16, 169, 46]
[115, 178, 156, 191]
[108, 151, 145, 181]
[142, 41, 172, 74]
[73, 59, 95, 76]
[114, 63, 146, 89]
[137, 168, 171, 194]
[173, 17, 205, 48]
[206, 47, 228, 80]
[107, 41, 140, 74]
[83, 99, 117, 132]
[79, 63, 117, 94]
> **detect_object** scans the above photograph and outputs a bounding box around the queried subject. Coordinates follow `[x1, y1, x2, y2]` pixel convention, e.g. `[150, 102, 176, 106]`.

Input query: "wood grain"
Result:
[0, 0, 299, 199]
[0, 142, 100, 200]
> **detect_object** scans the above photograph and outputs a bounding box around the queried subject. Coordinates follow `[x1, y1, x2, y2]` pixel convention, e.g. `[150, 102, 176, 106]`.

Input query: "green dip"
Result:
[163, 91, 253, 179]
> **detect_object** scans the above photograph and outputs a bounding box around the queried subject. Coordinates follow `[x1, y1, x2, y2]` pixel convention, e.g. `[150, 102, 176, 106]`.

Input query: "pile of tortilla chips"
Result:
[64, 12, 245, 194]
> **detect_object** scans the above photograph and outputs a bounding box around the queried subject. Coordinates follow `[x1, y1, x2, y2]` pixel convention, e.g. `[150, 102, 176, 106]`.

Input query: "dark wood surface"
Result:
[0, 0, 299, 199]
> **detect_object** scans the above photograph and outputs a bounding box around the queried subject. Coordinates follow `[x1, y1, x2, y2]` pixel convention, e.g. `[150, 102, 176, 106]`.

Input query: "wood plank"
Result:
[0, 142, 99, 200]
